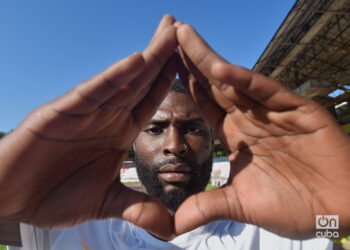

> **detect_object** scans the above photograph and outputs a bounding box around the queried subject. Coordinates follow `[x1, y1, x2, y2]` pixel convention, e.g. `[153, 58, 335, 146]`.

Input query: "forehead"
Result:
[151, 92, 201, 121]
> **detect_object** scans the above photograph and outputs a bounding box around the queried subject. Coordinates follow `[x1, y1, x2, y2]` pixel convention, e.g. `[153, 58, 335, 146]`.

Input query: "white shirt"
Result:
[8, 219, 332, 250]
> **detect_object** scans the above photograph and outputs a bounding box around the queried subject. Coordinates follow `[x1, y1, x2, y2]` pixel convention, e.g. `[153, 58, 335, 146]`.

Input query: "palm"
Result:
[219, 104, 342, 237]
[174, 23, 350, 238]
[22, 103, 144, 227]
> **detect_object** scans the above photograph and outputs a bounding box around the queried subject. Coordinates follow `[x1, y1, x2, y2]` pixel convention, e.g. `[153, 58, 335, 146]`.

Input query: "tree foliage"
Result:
[0, 132, 8, 139]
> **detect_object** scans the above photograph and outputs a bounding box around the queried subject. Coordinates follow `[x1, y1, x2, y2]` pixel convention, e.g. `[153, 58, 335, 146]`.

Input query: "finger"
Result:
[183, 77, 246, 151]
[174, 20, 182, 28]
[177, 35, 256, 114]
[177, 57, 238, 152]
[174, 186, 238, 235]
[132, 52, 177, 126]
[177, 45, 221, 109]
[177, 24, 307, 111]
[177, 28, 315, 137]
[177, 61, 267, 153]
[135, 22, 177, 90]
[149, 14, 176, 45]
[100, 184, 174, 240]
[177, 46, 252, 150]
[85, 52, 177, 149]
[136, 24, 177, 87]
[178, 45, 256, 113]
[177, 65, 225, 133]
[51, 53, 146, 115]
[124, 15, 176, 97]
[107, 25, 177, 109]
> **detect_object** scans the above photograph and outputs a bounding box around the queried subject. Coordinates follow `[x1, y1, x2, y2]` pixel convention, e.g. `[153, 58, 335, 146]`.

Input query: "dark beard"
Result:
[134, 154, 213, 211]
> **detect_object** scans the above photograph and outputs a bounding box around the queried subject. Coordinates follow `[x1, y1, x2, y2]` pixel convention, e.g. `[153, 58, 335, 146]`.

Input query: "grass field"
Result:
[205, 184, 218, 191]
[0, 245, 6, 250]
[122, 181, 141, 184]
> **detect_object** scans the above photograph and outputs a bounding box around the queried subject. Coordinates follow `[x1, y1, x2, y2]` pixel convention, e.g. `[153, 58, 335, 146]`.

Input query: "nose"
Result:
[163, 127, 188, 157]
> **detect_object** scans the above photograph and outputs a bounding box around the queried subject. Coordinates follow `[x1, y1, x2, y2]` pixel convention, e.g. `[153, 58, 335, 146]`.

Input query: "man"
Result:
[0, 15, 349, 249]
[134, 79, 214, 214]
[6, 79, 331, 249]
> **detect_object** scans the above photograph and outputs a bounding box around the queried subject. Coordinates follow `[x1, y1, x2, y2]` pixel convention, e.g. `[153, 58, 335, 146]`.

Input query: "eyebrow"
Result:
[180, 118, 206, 126]
[147, 117, 205, 125]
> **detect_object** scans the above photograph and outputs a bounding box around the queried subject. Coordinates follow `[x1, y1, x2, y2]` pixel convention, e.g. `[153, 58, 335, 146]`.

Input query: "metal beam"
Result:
[269, 0, 348, 79]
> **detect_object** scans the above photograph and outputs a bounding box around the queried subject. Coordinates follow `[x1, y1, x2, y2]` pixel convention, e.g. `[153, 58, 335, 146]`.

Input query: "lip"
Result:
[158, 164, 192, 183]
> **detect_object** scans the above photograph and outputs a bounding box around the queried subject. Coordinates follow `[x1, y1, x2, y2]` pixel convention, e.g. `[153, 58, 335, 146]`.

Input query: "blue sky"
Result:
[0, 0, 295, 132]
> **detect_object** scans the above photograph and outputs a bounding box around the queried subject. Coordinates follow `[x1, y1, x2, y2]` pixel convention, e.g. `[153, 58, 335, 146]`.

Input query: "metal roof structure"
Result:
[253, 0, 350, 125]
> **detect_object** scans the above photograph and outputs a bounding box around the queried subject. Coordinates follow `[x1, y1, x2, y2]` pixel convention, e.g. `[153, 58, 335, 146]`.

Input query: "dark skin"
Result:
[0, 15, 349, 241]
[134, 91, 213, 213]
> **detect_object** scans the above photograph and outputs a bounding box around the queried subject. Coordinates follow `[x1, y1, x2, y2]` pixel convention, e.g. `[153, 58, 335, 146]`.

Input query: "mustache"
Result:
[150, 158, 194, 171]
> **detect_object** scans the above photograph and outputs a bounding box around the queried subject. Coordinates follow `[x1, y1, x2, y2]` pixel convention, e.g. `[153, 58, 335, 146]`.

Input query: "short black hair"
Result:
[170, 79, 187, 94]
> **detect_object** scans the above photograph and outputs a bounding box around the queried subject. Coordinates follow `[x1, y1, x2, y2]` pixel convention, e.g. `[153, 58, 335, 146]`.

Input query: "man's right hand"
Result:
[0, 15, 177, 240]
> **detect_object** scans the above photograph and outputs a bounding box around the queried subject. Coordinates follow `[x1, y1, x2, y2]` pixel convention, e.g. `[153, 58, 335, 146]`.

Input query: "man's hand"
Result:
[175, 23, 350, 239]
[0, 15, 177, 240]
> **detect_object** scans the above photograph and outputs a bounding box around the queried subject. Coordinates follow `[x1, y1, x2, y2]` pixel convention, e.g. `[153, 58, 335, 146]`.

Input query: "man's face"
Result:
[134, 91, 213, 211]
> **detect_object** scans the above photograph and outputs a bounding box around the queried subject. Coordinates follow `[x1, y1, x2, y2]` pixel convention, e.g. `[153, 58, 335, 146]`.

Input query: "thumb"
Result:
[98, 183, 174, 240]
[174, 186, 240, 234]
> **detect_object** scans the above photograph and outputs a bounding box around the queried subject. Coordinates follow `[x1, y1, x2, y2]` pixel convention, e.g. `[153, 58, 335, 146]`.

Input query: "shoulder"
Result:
[172, 221, 332, 250]
[13, 220, 113, 250]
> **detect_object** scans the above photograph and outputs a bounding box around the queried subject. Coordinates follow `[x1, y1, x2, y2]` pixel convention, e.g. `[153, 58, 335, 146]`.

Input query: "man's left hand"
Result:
[174, 23, 350, 239]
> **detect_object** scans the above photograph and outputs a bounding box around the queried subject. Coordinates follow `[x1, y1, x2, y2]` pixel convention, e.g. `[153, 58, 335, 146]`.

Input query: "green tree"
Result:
[0, 132, 7, 139]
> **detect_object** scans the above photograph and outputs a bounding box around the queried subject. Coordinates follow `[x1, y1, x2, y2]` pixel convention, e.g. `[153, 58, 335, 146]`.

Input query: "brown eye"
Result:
[147, 127, 163, 135]
[184, 127, 201, 134]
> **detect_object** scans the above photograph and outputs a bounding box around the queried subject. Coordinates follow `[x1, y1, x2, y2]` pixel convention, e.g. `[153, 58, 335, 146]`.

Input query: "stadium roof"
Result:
[253, 0, 350, 125]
